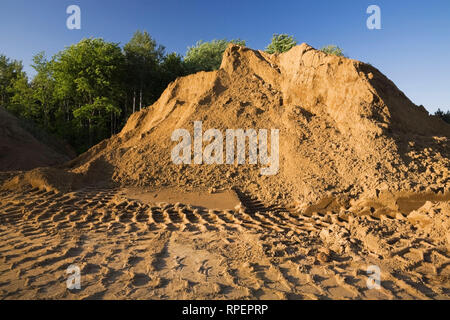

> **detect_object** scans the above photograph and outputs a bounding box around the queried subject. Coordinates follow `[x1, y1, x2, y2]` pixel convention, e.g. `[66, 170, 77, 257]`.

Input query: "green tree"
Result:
[51, 38, 125, 149]
[265, 34, 297, 54]
[31, 52, 56, 128]
[73, 97, 121, 138]
[124, 30, 165, 113]
[160, 52, 187, 85]
[435, 108, 450, 124]
[8, 74, 36, 119]
[321, 45, 346, 57]
[0, 54, 26, 108]
[184, 39, 246, 73]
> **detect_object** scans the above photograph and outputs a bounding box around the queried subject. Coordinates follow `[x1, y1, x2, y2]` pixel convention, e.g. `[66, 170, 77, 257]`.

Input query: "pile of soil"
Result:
[3, 44, 449, 206]
[0, 107, 75, 172]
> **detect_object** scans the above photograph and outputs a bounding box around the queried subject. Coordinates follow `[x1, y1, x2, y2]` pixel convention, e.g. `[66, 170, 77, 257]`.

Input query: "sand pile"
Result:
[3, 44, 449, 206]
[0, 107, 74, 171]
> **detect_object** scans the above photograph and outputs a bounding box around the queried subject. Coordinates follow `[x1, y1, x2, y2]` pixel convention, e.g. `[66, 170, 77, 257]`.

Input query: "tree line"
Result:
[1, 31, 188, 153]
[1, 32, 447, 154]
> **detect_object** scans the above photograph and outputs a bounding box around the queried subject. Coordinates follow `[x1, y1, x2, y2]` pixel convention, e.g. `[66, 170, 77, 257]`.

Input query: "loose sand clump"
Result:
[408, 201, 450, 249]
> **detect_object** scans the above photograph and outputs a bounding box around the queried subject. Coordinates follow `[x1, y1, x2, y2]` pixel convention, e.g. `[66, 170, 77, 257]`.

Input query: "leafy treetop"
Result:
[184, 39, 246, 73]
[265, 34, 297, 54]
[321, 45, 346, 57]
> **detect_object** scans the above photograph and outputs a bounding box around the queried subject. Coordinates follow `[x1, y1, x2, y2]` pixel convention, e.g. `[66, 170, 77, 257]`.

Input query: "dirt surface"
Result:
[0, 187, 448, 299]
[124, 187, 241, 211]
[0, 44, 449, 299]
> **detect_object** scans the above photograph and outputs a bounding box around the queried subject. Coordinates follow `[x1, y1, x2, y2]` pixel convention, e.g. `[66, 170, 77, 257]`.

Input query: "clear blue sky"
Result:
[1, 0, 449, 113]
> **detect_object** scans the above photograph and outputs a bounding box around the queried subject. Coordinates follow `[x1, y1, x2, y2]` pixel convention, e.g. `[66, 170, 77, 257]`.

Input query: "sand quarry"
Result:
[0, 44, 449, 300]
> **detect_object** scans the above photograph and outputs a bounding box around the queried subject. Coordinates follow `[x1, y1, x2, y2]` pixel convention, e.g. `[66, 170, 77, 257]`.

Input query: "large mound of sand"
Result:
[3, 44, 450, 205]
[0, 107, 74, 171]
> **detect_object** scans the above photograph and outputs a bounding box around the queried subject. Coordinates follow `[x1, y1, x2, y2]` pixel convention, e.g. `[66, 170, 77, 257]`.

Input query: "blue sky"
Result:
[0, 0, 449, 113]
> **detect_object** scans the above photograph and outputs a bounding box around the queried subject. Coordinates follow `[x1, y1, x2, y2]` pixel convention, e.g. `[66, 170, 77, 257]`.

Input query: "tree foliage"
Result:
[265, 34, 297, 54]
[49, 38, 125, 149]
[30, 52, 56, 127]
[124, 31, 166, 112]
[435, 108, 450, 124]
[0, 55, 26, 107]
[321, 45, 346, 57]
[160, 53, 188, 84]
[184, 39, 246, 73]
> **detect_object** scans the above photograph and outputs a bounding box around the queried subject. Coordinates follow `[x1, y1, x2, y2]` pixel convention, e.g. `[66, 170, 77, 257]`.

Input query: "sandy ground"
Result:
[0, 187, 448, 300]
